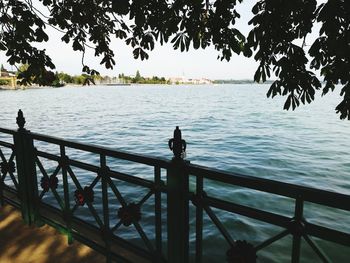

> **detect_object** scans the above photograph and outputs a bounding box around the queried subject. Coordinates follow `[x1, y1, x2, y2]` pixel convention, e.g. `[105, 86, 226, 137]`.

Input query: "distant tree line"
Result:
[57, 70, 170, 85]
[12, 64, 102, 86]
[0, 79, 10, 85]
[13, 65, 169, 87]
[56, 72, 97, 86]
[119, 70, 169, 84]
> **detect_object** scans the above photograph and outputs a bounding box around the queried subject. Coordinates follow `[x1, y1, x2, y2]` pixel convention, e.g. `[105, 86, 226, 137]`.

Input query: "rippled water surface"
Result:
[1, 85, 349, 262]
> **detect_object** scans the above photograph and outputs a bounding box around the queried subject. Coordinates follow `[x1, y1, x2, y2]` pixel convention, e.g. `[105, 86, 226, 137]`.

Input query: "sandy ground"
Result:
[0, 205, 105, 263]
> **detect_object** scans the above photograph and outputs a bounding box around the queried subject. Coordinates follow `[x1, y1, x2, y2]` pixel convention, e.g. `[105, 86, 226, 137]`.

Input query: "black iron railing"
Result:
[0, 110, 349, 263]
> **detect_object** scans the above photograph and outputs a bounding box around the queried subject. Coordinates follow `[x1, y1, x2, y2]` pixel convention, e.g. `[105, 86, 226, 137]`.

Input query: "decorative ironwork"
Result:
[40, 175, 58, 192]
[16, 109, 26, 130]
[152, 179, 164, 192]
[288, 219, 305, 236]
[118, 203, 141, 226]
[226, 240, 257, 263]
[59, 156, 69, 168]
[191, 191, 207, 207]
[74, 186, 94, 206]
[0, 161, 15, 175]
[168, 126, 186, 159]
[1, 112, 350, 263]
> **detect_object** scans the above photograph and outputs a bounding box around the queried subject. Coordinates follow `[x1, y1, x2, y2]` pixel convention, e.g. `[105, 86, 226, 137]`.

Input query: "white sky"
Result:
[0, 1, 324, 79]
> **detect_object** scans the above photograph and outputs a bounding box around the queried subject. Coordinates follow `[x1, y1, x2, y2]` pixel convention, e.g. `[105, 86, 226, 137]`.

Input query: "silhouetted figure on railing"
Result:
[168, 126, 186, 159]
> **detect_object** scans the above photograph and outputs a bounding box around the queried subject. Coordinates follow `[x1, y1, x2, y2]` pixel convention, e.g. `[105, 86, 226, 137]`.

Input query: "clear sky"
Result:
[0, 1, 323, 79]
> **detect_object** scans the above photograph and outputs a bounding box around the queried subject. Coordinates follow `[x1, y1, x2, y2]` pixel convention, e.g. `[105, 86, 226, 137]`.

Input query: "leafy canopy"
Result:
[1, 0, 349, 119]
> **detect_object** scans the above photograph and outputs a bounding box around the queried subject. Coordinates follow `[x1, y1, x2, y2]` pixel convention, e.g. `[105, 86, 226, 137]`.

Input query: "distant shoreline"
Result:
[0, 82, 273, 90]
[213, 80, 275, 84]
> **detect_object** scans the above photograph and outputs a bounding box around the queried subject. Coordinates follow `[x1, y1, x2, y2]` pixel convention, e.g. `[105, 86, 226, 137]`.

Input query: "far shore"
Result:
[0, 82, 272, 91]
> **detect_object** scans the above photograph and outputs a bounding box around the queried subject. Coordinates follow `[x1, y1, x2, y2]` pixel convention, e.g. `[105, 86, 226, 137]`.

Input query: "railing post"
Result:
[167, 126, 189, 263]
[13, 110, 39, 225]
[291, 197, 304, 263]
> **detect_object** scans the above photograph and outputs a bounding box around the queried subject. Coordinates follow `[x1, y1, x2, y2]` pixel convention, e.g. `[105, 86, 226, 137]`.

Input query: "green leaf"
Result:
[254, 68, 261, 82]
[284, 95, 292, 110]
[72, 40, 83, 51]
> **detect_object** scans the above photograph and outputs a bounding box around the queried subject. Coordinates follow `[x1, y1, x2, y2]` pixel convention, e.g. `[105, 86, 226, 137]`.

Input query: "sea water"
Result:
[1, 85, 349, 262]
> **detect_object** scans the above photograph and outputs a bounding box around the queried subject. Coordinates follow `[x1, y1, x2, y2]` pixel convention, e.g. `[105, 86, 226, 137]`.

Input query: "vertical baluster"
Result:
[0, 146, 7, 207]
[0, 178, 3, 207]
[291, 197, 304, 263]
[195, 175, 203, 263]
[0, 159, 4, 206]
[154, 166, 162, 262]
[101, 154, 111, 263]
[60, 145, 73, 244]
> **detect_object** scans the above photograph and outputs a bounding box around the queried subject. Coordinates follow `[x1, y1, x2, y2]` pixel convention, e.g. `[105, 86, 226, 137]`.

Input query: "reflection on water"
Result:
[1, 85, 349, 262]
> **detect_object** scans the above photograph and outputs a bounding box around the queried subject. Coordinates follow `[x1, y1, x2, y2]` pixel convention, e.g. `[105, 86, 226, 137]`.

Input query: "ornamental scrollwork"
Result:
[117, 203, 141, 227]
[74, 186, 94, 206]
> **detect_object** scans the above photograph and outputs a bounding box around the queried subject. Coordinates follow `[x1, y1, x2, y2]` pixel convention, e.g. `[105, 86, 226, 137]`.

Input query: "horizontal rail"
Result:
[202, 195, 292, 228]
[36, 150, 155, 188]
[0, 127, 16, 135]
[0, 141, 13, 148]
[305, 222, 350, 247]
[2, 186, 20, 208]
[188, 163, 350, 211]
[31, 132, 170, 168]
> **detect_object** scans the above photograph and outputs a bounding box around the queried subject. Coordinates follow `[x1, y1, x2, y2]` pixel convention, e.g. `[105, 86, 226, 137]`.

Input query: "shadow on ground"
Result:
[0, 205, 105, 263]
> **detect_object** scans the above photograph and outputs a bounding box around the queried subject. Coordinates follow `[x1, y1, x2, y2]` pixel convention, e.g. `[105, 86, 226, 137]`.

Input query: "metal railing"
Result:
[0, 110, 349, 263]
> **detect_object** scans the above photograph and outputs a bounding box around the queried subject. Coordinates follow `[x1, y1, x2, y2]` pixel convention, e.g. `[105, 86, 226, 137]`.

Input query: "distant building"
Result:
[169, 76, 188, 84]
[0, 64, 16, 77]
[169, 76, 212, 85]
[188, 78, 212, 84]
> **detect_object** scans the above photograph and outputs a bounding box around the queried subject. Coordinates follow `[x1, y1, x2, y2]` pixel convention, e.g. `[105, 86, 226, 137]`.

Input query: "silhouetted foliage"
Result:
[0, 0, 349, 118]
